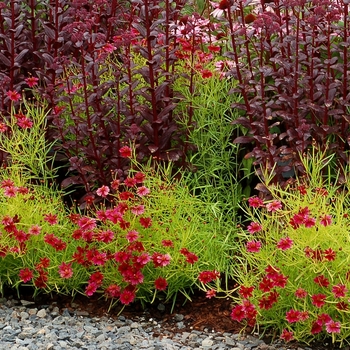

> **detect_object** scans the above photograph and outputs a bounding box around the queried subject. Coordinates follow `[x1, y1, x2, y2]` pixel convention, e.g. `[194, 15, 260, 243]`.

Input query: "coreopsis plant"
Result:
[228, 151, 350, 346]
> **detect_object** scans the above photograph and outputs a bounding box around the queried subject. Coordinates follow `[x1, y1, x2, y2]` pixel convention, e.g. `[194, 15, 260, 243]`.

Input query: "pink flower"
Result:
[19, 268, 33, 283]
[7, 90, 21, 101]
[295, 288, 308, 299]
[119, 146, 132, 158]
[4, 186, 17, 197]
[96, 185, 110, 197]
[247, 222, 262, 234]
[154, 277, 168, 291]
[77, 216, 96, 230]
[320, 214, 332, 227]
[25, 76, 39, 87]
[246, 240, 262, 253]
[0, 122, 8, 132]
[332, 284, 348, 298]
[280, 329, 294, 342]
[206, 289, 216, 299]
[266, 200, 282, 212]
[304, 216, 316, 228]
[325, 320, 341, 334]
[137, 186, 150, 196]
[58, 262, 73, 279]
[17, 117, 33, 129]
[126, 230, 139, 242]
[131, 205, 145, 215]
[248, 196, 264, 208]
[85, 282, 98, 296]
[28, 224, 41, 236]
[152, 253, 171, 267]
[104, 284, 121, 298]
[230, 305, 245, 322]
[277, 237, 293, 250]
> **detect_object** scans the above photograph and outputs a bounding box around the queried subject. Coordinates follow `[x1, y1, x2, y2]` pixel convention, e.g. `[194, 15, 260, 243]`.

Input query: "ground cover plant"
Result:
[226, 150, 350, 346]
[0, 97, 233, 311]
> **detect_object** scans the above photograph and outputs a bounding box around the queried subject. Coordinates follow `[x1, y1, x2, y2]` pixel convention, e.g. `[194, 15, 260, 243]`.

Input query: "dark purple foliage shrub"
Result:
[223, 0, 350, 186]
[0, 0, 190, 204]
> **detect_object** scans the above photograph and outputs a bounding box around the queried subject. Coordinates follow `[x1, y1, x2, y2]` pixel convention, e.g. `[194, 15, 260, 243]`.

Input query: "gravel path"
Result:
[0, 297, 342, 350]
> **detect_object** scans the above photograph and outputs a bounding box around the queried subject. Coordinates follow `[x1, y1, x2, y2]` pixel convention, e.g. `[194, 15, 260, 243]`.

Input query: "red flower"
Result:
[185, 252, 198, 264]
[134, 172, 146, 183]
[246, 240, 262, 253]
[44, 213, 58, 225]
[58, 262, 73, 279]
[320, 214, 332, 227]
[311, 321, 323, 334]
[280, 329, 294, 342]
[139, 217, 152, 228]
[154, 277, 168, 291]
[161, 239, 174, 248]
[85, 282, 98, 296]
[124, 177, 137, 187]
[198, 270, 220, 284]
[286, 309, 302, 323]
[230, 305, 245, 322]
[324, 248, 336, 261]
[259, 277, 274, 292]
[332, 284, 347, 298]
[88, 271, 104, 286]
[314, 275, 330, 288]
[311, 294, 327, 308]
[17, 117, 33, 129]
[247, 196, 264, 208]
[19, 268, 33, 283]
[126, 230, 139, 242]
[304, 217, 316, 228]
[277, 237, 293, 250]
[295, 288, 308, 299]
[239, 285, 254, 298]
[25, 76, 39, 87]
[247, 222, 262, 234]
[201, 69, 213, 79]
[208, 45, 220, 52]
[77, 216, 96, 230]
[119, 146, 132, 158]
[119, 289, 135, 305]
[104, 284, 121, 298]
[6, 90, 21, 101]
